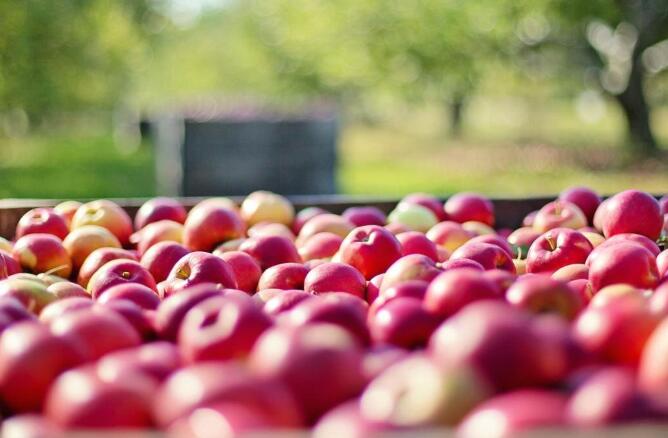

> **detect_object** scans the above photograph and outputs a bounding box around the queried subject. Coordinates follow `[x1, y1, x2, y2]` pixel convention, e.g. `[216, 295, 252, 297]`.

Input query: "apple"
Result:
[649, 282, 668, 316]
[241, 190, 294, 227]
[134, 197, 187, 229]
[523, 210, 538, 227]
[140, 241, 189, 284]
[533, 201, 587, 233]
[0, 296, 34, 333]
[361, 354, 492, 427]
[297, 231, 343, 261]
[53, 200, 82, 229]
[263, 289, 315, 317]
[167, 402, 279, 437]
[525, 228, 593, 274]
[96, 341, 182, 385]
[11, 234, 72, 278]
[39, 297, 94, 325]
[303, 262, 366, 298]
[249, 323, 366, 422]
[158, 252, 237, 298]
[462, 221, 496, 236]
[384, 222, 411, 235]
[396, 231, 439, 261]
[458, 389, 568, 438]
[47, 281, 89, 299]
[131, 219, 184, 255]
[342, 206, 387, 227]
[239, 235, 302, 270]
[77, 247, 137, 287]
[63, 225, 121, 272]
[594, 233, 661, 259]
[1, 415, 61, 438]
[362, 345, 409, 382]
[0, 321, 85, 412]
[71, 200, 133, 246]
[506, 276, 584, 320]
[483, 269, 517, 294]
[601, 190, 663, 240]
[657, 250, 668, 279]
[0, 277, 56, 314]
[189, 197, 239, 216]
[582, 231, 606, 248]
[97, 299, 155, 341]
[587, 243, 659, 292]
[15, 207, 69, 240]
[450, 241, 515, 272]
[401, 192, 448, 221]
[639, 318, 668, 395]
[424, 269, 500, 318]
[247, 221, 295, 242]
[380, 254, 442, 293]
[337, 225, 402, 280]
[313, 399, 392, 438]
[218, 250, 262, 294]
[258, 262, 309, 291]
[369, 297, 440, 348]
[467, 234, 513, 258]
[444, 192, 494, 227]
[0, 250, 22, 279]
[86, 259, 156, 299]
[552, 263, 589, 282]
[589, 284, 646, 308]
[292, 206, 328, 235]
[297, 213, 355, 243]
[366, 274, 384, 304]
[183, 204, 245, 252]
[559, 186, 601, 224]
[97, 283, 160, 310]
[387, 203, 438, 233]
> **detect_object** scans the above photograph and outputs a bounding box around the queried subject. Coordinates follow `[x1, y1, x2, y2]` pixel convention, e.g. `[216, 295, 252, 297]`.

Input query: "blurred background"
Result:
[0, 0, 667, 199]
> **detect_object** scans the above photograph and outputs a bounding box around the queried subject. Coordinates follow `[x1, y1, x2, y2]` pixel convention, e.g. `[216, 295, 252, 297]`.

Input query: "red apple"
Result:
[71, 200, 133, 246]
[0, 277, 56, 314]
[594, 233, 660, 258]
[552, 263, 589, 282]
[507, 227, 541, 258]
[440, 258, 484, 272]
[366, 274, 383, 304]
[131, 219, 184, 256]
[263, 289, 315, 317]
[559, 186, 601, 224]
[506, 276, 584, 320]
[396, 231, 439, 261]
[158, 252, 237, 298]
[292, 207, 328, 235]
[424, 268, 500, 318]
[15, 208, 69, 240]
[77, 247, 138, 287]
[134, 197, 187, 229]
[523, 210, 538, 227]
[39, 297, 94, 325]
[97, 283, 160, 310]
[140, 241, 189, 284]
[97, 341, 182, 385]
[526, 228, 593, 274]
[533, 201, 587, 233]
[86, 259, 156, 299]
[47, 281, 89, 299]
[303, 262, 366, 298]
[444, 192, 494, 226]
[482, 269, 516, 294]
[337, 225, 402, 280]
[401, 193, 447, 221]
[342, 206, 387, 227]
[601, 190, 662, 240]
[657, 250, 668, 279]
[218, 250, 262, 294]
[467, 234, 513, 258]
[183, 204, 245, 252]
[53, 200, 82, 229]
[313, 399, 392, 438]
[241, 191, 294, 227]
[258, 262, 309, 291]
[450, 241, 515, 272]
[0, 296, 34, 333]
[63, 225, 122, 272]
[298, 231, 343, 261]
[97, 299, 155, 340]
[0, 250, 21, 279]
[587, 243, 659, 292]
[12, 234, 72, 278]
[297, 213, 355, 243]
[380, 254, 442, 293]
[239, 235, 302, 270]
[639, 318, 668, 394]
[369, 297, 440, 348]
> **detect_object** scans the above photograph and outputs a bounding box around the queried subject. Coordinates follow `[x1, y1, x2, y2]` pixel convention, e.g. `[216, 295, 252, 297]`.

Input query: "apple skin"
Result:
[380, 254, 442, 293]
[297, 213, 355, 245]
[47, 281, 89, 300]
[387, 203, 438, 233]
[552, 263, 589, 282]
[450, 241, 516, 273]
[366, 274, 384, 304]
[0, 296, 34, 333]
[1, 415, 61, 438]
[179, 295, 272, 363]
[263, 289, 315, 317]
[158, 252, 237, 298]
[0, 321, 85, 412]
[77, 247, 138, 288]
[526, 228, 592, 274]
[218, 250, 262, 294]
[258, 262, 309, 291]
[97, 299, 155, 341]
[467, 234, 513, 258]
[241, 190, 294, 227]
[247, 221, 296, 241]
[134, 197, 187, 230]
[15, 207, 69, 240]
[458, 389, 568, 438]
[506, 275, 584, 320]
[522, 210, 539, 227]
[369, 297, 440, 348]
[342, 206, 387, 227]
[587, 243, 659, 292]
[303, 262, 366, 298]
[131, 219, 184, 256]
[424, 268, 501, 318]
[401, 192, 448, 221]
[483, 269, 517, 294]
[292, 207, 328, 235]
[155, 361, 303, 429]
[96, 341, 182, 386]
[183, 205, 245, 252]
[0, 277, 56, 314]
[337, 225, 402, 280]
[297, 231, 343, 261]
[50, 307, 141, 361]
[370, 280, 428, 319]
[249, 323, 366, 423]
[444, 192, 495, 226]
[649, 282, 668, 316]
[592, 233, 661, 259]
[53, 200, 82, 229]
[167, 402, 280, 438]
[639, 318, 668, 394]
[63, 225, 122, 272]
[71, 199, 134, 246]
[44, 365, 153, 429]
[362, 345, 409, 381]
[313, 399, 393, 438]
[11, 234, 72, 279]
[86, 259, 157, 299]
[139, 241, 189, 284]
[559, 186, 601, 224]
[533, 200, 588, 233]
[657, 250, 668, 279]
[0, 250, 21, 279]
[601, 190, 663, 240]
[39, 297, 94, 325]
[96, 283, 160, 310]
[506, 227, 540, 259]
[239, 235, 302, 270]
[396, 231, 439, 261]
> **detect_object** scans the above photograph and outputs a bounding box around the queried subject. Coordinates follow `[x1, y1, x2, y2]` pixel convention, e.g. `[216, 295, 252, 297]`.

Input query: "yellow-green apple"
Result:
[458, 389, 568, 438]
[12, 234, 72, 278]
[401, 193, 448, 221]
[183, 204, 245, 252]
[158, 252, 237, 298]
[131, 220, 183, 256]
[0, 237, 12, 253]
[71, 200, 133, 246]
[262, 290, 314, 317]
[380, 254, 442, 293]
[297, 213, 355, 243]
[134, 197, 187, 230]
[240, 191, 294, 227]
[387, 203, 438, 233]
[297, 232, 343, 261]
[337, 225, 402, 280]
[140, 241, 189, 284]
[533, 201, 587, 233]
[15, 208, 69, 240]
[239, 235, 301, 270]
[77, 247, 137, 287]
[444, 192, 495, 226]
[303, 261, 366, 298]
[559, 186, 601, 224]
[526, 228, 593, 274]
[47, 281, 89, 299]
[218, 250, 262, 294]
[257, 262, 309, 291]
[0, 249, 21, 278]
[0, 321, 85, 412]
[396, 231, 439, 261]
[249, 323, 366, 423]
[450, 241, 515, 272]
[53, 200, 82, 229]
[506, 276, 584, 320]
[342, 206, 387, 227]
[86, 259, 156, 299]
[247, 222, 295, 241]
[63, 225, 121, 272]
[178, 295, 272, 363]
[0, 277, 56, 314]
[361, 355, 492, 427]
[292, 207, 328, 235]
[368, 297, 440, 348]
[508, 225, 542, 254]
[552, 263, 589, 282]
[97, 283, 160, 310]
[39, 297, 94, 325]
[424, 268, 501, 318]
[601, 190, 663, 240]
[587, 243, 659, 292]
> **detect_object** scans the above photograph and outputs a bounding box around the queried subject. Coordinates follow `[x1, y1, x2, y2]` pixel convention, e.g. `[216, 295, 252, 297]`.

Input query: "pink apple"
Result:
[396, 231, 439, 261]
[239, 235, 302, 270]
[292, 207, 328, 235]
[342, 206, 387, 227]
[303, 262, 366, 298]
[297, 231, 343, 261]
[366, 274, 383, 305]
[551, 263, 589, 282]
[0, 296, 34, 333]
[0, 250, 21, 279]
[523, 210, 538, 227]
[1, 415, 61, 438]
[71, 200, 133, 246]
[483, 269, 517, 294]
[131, 219, 184, 255]
[444, 192, 494, 226]
[596, 233, 660, 257]
[134, 197, 187, 230]
[86, 259, 156, 299]
[96, 341, 182, 385]
[601, 190, 662, 240]
[77, 247, 137, 287]
[183, 204, 245, 252]
[506, 275, 584, 320]
[526, 228, 593, 274]
[98, 299, 155, 341]
[533, 201, 587, 233]
[587, 243, 659, 292]
[97, 283, 160, 310]
[369, 297, 440, 348]
[218, 250, 262, 294]
[263, 289, 315, 317]
[639, 318, 668, 394]
[12, 234, 72, 279]
[47, 281, 89, 299]
[657, 250, 668, 279]
[559, 186, 601, 224]
[140, 241, 189, 284]
[15, 208, 69, 240]
[0, 277, 56, 314]
[297, 213, 355, 243]
[158, 252, 237, 298]
[424, 268, 500, 318]
[467, 234, 513, 257]
[441, 258, 484, 272]
[450, 241, 515, 272]
[401, 192, 448, 221]
[258, 262, 309, 291]
[337, 225, 402, 280]
[380, 254, 442, 293]
[39, 297, 94, 325]
[63, 225, 121, 272]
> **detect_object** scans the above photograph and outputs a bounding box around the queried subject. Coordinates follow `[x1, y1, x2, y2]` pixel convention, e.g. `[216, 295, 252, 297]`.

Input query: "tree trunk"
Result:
[448, 94, 466, 138]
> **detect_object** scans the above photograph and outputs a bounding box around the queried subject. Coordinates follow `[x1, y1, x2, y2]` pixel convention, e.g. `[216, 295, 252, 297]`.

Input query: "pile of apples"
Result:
[1, 188, 668, 437]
